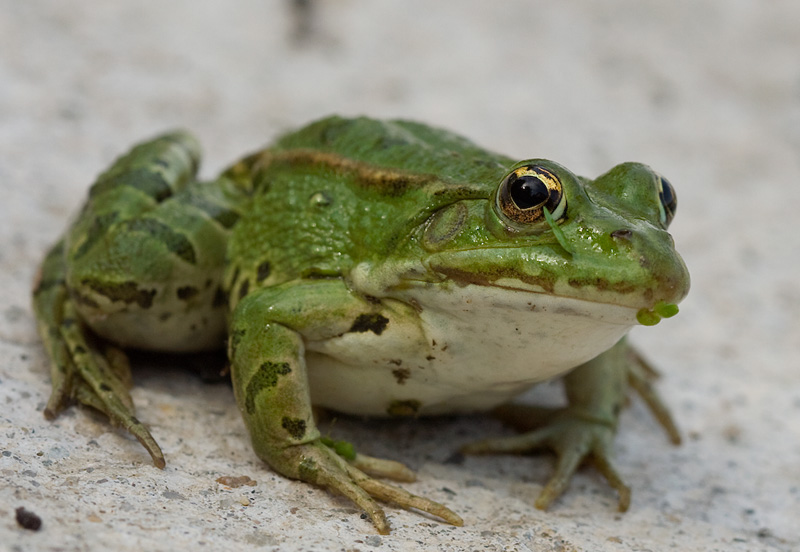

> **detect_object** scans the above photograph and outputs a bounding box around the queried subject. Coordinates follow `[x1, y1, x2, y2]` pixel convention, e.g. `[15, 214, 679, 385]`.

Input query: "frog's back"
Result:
[224, 117, 516, 295]
[271, 116, 514, 185]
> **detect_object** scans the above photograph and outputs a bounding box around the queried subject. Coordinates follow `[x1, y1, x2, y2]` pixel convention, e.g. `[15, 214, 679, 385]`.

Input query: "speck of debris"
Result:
[15, 507, 42, 531]
[216, 475, 257, 488]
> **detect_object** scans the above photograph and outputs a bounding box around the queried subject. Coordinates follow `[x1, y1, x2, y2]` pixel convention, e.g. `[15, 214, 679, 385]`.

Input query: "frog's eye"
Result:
[495, 165, 566, 228]
[657, 175, 677, 227]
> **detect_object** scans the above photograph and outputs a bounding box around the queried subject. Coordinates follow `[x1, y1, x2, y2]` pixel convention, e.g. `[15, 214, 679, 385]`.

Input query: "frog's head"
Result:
[403, 159, 690, 325]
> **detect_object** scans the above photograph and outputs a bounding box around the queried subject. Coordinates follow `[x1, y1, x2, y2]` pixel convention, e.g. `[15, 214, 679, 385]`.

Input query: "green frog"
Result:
[33, 116, 689, 534]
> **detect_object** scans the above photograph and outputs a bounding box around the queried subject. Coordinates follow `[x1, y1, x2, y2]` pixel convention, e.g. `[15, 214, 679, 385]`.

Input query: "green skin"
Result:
[33, 116, 690, 534]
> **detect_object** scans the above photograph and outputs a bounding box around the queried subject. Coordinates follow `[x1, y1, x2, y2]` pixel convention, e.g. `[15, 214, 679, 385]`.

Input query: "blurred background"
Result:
[1, 1, 798, 550]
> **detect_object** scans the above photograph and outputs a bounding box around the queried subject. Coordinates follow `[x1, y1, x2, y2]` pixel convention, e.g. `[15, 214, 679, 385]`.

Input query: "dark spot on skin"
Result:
[72, 211, 121, 260]
[386, 399, 422, 417]
[99, 383, 112, 392]
[256, 261, 271, 283]
[159, 312, 172, 321]
[125, 218, 197, 265]
[244, 361, 292, 415]
[300, 268, 341, 279]
[238, 279, 250, 300]
[392, 368, 410, 384]
[229, 267, 240, 290]
[184, 190, 241, 229]
[90, 167, 173, 202]
[426, 355, 436, 361]
[213, 287, 228, 308]
[389, 359, 402, 366]
[214, 210, 241, 228]
[281, 417, 307, 440]
[348, 313, 389, 335]
[228, 328, 246, 357]
[177, 285, 199, 300]
[81, 279, 157, 308]
[15, 507, 42, 531]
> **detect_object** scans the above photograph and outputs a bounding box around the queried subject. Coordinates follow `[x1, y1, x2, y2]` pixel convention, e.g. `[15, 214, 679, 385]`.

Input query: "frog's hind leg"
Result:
[33, 240, 165, 468]
[33, 130, 247, 467]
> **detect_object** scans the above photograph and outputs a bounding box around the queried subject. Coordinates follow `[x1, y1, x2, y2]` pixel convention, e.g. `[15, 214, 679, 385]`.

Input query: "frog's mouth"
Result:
[404, 245, 690, 325]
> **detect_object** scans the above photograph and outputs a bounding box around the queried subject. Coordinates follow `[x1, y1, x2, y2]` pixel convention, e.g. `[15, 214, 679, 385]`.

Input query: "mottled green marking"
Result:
[244, 361, 291, 415]
[90, 168, 173, 202]
[125, 218, 197, 264]
[72, 212, 120, 260]
[184, 190, 241, 229]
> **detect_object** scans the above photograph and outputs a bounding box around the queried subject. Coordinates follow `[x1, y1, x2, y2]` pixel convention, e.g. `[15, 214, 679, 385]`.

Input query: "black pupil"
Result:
[510, 175, 549, 209]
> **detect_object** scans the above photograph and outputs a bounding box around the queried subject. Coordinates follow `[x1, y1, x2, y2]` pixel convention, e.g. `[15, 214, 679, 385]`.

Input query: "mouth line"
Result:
[401, 271, 647, 311]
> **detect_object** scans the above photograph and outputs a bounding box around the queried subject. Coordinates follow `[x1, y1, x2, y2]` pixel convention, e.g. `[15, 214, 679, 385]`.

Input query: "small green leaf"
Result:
[636, 308, 661, 326]
[543, 207, 574, 256]
[321, 437, 356, 460]
[654, 301, 679, 318]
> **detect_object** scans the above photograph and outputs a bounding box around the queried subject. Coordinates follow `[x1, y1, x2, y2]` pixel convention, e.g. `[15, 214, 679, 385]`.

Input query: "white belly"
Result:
[306, 284, 638, 416]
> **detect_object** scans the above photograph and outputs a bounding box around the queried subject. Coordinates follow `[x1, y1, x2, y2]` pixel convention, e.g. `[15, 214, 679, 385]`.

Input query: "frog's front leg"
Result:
[228, 280, 463, 534]
[463, 338, 678, 511]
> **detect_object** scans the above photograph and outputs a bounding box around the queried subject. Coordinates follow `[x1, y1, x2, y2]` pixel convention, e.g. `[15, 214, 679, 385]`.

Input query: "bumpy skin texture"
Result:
[33, 116, 689, 534]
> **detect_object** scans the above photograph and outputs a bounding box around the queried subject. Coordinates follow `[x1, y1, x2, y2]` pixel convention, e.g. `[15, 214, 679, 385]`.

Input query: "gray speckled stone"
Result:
[2, 1, 799, 550]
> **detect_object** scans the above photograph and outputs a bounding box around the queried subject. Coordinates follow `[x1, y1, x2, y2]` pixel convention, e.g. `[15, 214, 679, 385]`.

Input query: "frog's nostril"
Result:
[610, 229, 633, 240]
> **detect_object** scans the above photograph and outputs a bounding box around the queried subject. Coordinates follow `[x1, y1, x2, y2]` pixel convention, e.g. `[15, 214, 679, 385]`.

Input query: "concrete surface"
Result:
[1, 1, 799, 550]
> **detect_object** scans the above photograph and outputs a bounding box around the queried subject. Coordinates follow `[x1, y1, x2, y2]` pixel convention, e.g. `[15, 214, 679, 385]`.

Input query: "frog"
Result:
[32, 115, 690, 534]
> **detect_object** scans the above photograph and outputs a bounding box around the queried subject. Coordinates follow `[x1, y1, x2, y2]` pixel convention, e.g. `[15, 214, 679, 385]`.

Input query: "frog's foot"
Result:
[461, 409, 630, 512]
[626, 348, 681, 444]
[34, 263, 165, 468]
[350, 452, 417, 482]
[273, 440, 463, 534]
